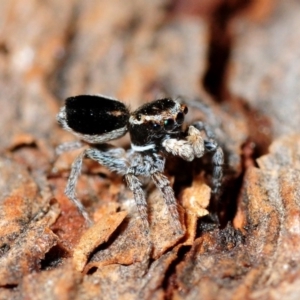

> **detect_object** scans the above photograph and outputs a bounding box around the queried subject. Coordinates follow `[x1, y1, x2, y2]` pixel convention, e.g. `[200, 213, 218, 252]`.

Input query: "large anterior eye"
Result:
[176, 112, 184, 124]
[151, 122, 161, 130]
[183, 105, 188, 114]
[164, 118, 175, 130]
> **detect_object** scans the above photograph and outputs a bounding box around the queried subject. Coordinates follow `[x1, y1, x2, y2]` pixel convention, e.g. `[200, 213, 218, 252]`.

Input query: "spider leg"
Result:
[88, 148, 150, 232]
[55, 140, 84, 155]
[125, 173, 149, 234]
[204, 141, 224, 194]
[151, 172, 183, 233]
[85, 147, 128, 175]
[192, 121, 224, 195]
[192, 121, 215, 139]
[65, 146, 129, 225]
[64, 149, 93, 225]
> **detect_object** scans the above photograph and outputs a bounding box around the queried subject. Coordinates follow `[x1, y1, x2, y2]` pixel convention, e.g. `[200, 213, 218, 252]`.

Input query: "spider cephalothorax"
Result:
[57, 95, 224, 233]
[128, 98, 188, 151]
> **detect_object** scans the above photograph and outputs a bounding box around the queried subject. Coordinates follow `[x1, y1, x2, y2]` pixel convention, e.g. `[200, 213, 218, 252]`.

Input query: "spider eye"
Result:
[176, 112, 184, 124]
[152, 122, 161, 130]
[136, 114, 142, 121]
[164, 118, 175, 130]
[182, 105, 188, 114]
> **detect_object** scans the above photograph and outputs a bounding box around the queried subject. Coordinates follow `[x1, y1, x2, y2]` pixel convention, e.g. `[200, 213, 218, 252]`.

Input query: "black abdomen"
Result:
[65, 95, 129, 135]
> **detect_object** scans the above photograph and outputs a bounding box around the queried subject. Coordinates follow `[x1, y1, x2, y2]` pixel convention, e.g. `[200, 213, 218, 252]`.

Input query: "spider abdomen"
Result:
[65, 95, 129, 135]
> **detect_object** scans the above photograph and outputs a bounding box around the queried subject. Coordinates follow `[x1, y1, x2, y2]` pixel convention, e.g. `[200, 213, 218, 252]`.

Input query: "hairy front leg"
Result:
[125, 173, 150, 234]
[65, 146, 129, 225]
[151, 172, 183, 234]
[64, 149, 93, 225]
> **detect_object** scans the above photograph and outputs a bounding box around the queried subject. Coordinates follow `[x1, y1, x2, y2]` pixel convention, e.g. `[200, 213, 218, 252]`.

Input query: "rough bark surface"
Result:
[0, 1, 299, 299]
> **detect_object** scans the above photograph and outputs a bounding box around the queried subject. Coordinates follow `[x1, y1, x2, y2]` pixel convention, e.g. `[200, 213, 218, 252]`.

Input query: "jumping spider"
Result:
[57, 95, 224, 233]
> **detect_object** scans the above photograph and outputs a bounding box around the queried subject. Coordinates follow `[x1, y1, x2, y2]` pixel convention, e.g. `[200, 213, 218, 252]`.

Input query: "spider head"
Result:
[129, 98, 188, 150]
